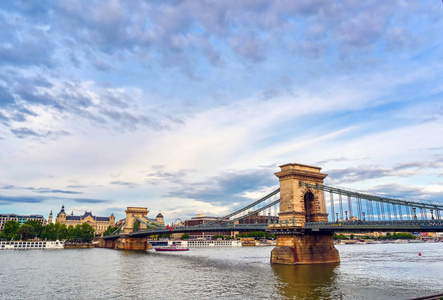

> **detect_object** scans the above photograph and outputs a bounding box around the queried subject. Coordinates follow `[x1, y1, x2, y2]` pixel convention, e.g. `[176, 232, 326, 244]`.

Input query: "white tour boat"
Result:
[0, 240, 64, 250]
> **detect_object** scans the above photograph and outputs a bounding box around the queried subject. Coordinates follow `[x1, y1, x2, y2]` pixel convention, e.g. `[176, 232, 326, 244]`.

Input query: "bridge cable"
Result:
[347, 195, 353, 220]
[199, 188, 280, 227]
[375, 201, 382, 221]
[380, 202, 386, 220]
[338, 195, 343, 220]
[132, 215, 162, 230]
[299, 182, 443, 211]
[110, 221, 125, 235]
[329, 192, 335, 222]
[141, 215, 165, 228]
[227, 199, 280, 224]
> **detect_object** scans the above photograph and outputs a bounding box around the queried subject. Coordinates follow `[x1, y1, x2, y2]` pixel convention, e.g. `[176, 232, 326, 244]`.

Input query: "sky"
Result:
[0, 1, 442, 224]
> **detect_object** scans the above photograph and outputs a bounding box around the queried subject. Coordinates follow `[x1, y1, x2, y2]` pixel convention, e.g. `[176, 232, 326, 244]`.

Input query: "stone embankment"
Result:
[64, 242, 96, 249]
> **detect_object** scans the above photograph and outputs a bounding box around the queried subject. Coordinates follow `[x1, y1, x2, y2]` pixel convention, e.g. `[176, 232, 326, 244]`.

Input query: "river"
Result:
[1, 242, 442, 299]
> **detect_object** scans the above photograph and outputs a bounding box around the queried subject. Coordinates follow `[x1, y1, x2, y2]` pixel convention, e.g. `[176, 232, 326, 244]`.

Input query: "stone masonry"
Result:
[270, 163, 340, 264]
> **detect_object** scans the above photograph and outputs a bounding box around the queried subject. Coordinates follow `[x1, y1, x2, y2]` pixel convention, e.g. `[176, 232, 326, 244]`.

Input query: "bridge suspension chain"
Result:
[227, 199, 280, 224]
[199, 188, 280, 227]
[301, 182, 443, 210]
[302, 182, 443, 222]
[329, 192, 335, 222]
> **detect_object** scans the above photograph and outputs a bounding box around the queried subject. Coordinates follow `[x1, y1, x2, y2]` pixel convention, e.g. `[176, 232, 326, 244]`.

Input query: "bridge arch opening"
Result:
[304, 191, 315, 223]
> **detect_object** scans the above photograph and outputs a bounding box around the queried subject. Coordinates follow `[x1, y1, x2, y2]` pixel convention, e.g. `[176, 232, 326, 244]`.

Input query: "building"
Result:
[48, 211, 53, 224]
[156, 213, 165, 225]
[183, 214, 231, 239]
[238, 213, 278, 225]
[55, 205, 116, 236]
[0, 214, 47, 232]
[115, 219, 125, 228]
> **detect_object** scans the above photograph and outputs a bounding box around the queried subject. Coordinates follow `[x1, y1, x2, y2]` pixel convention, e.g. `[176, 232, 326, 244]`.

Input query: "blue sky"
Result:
[0, 1, 442, 223]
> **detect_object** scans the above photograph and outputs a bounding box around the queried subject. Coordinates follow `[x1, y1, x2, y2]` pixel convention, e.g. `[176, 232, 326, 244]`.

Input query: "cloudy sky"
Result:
[0, 1, 442, 223]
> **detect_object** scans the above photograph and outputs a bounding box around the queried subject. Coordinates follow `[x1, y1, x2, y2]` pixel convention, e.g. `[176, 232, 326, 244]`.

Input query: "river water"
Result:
[1, 243, 442, 300]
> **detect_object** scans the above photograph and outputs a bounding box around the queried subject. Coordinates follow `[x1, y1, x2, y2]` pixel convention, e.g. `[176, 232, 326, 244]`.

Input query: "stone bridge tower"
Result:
[123, 207, 149, 235]
[114, 207, 151, 250]
[270, 163, 340, 264]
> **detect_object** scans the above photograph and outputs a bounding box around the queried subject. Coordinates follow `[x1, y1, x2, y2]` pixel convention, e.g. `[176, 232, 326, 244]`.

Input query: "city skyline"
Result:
[0, 1, 442, 223]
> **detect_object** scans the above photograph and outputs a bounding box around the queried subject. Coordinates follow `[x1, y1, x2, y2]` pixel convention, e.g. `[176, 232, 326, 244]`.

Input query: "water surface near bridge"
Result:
[1, 243, 442, 299]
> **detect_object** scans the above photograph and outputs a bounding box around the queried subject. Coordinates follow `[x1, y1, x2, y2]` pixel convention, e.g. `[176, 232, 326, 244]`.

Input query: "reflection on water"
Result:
[272, 263, 339, 300]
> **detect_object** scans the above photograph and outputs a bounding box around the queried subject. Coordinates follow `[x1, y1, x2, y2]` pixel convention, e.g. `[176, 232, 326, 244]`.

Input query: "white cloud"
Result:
[1, 1, 442, 222]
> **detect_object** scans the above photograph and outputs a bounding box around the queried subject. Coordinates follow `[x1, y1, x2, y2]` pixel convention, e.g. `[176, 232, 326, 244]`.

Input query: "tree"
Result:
[41, 223, 57, 241]
[236, 231, 271, 240]
[53, 223, 62, 240]
[17, 224, 35, 240]
[350, 234, 355, 240]
[57, 224, 69, 240]
[25, 220, 44, 238]
[0, 220, 21, 240]
[133, 221, 140, 232]
[103, 225, 119, 236]
[379, 232, 416, 240]
[41, 223, 69, 241]
[181, 233, 190, 240]
[333, 233, 348, 240]
[67, 225, 75, 240]
[79, 223, 95, 242]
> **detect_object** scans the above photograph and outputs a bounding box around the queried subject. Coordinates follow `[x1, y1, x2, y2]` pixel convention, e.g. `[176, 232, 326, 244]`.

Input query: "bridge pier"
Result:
[271, 163, 340, 265]
[98, 238, 116, 249]
[271, 231, 339, 264]
[115, 237, 152, 250]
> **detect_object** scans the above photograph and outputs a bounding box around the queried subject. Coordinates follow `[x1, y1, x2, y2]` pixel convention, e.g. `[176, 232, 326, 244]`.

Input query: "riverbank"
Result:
[64, 242, 96, 249]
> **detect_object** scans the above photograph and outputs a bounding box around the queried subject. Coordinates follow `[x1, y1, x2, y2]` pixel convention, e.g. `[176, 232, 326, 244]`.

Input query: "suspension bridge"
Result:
[99, 163, 443, 264]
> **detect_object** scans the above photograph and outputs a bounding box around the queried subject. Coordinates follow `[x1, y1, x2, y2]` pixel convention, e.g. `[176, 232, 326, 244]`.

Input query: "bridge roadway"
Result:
[272, 220, 443, 234]
[102, 220, 443, 239]
[102, 223, 268, 239]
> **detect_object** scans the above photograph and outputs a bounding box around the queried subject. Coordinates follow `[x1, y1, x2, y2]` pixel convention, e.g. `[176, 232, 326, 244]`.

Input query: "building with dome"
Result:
[55, 205, 116, 235]
[156, 212, 164, 225]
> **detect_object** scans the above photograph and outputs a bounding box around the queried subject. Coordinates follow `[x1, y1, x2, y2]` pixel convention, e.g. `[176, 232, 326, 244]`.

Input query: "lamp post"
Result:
[345, 211, 348, 221]
[413, 208, 418, 220]
[362, 212, 366, 221]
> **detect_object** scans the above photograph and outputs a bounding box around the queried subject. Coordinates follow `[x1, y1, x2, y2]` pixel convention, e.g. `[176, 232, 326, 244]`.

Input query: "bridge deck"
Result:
[102, 220, 443, 239]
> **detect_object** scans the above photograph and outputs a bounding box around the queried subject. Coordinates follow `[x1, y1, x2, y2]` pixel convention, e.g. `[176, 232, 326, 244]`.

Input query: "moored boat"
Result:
[154, 246, 189, 251]
[0, 240, 64, 250]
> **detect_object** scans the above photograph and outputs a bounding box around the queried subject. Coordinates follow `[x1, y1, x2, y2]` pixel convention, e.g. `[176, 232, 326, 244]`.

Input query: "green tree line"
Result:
[0, 220, 99, 242]
[236, 231, 276, 240]
[333, 232, 417, 240]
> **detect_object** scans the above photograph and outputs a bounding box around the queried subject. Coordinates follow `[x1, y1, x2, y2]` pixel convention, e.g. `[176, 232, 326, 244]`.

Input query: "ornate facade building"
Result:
[156, 212, 165, 225]
[55, 205, 116, 235]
